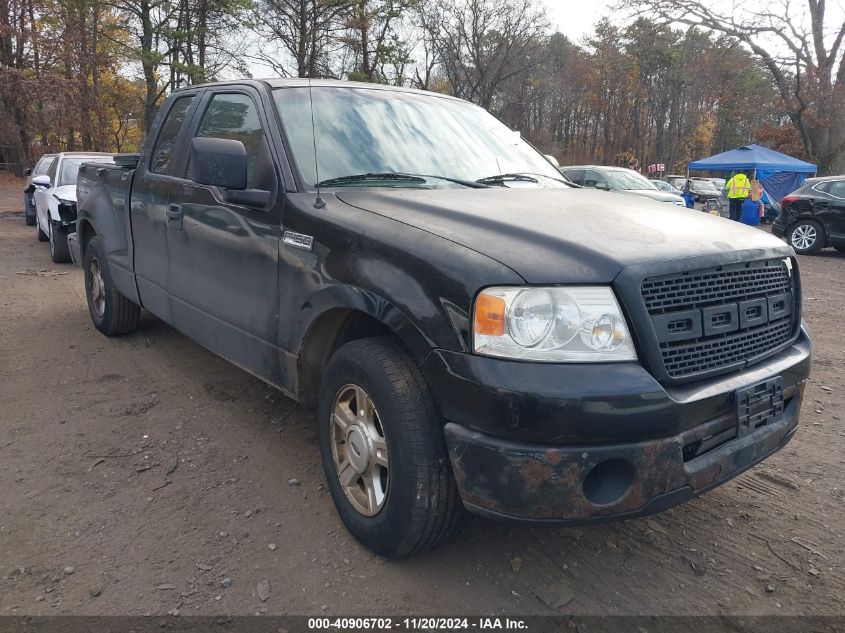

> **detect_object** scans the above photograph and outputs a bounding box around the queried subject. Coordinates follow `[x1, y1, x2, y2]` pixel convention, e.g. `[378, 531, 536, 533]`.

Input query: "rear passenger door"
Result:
[825, 180, 845, 244]
[166, 88, 283, 384]
[132, 93, 201, 320]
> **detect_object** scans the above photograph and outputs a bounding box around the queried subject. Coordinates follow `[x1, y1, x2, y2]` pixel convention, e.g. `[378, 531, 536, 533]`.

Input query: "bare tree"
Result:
[619, 0, 845, 174]
[251, 0, 351, 77]
[420, 0, 548, 110]
[340, 0, 416, 82]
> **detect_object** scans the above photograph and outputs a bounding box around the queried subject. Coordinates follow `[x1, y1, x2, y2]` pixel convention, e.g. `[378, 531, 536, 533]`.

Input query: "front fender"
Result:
[295, 284, 433, 364]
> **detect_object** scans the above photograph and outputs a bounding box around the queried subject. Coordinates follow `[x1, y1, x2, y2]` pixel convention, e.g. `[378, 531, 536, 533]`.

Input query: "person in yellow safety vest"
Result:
[725, 171, 752, 222]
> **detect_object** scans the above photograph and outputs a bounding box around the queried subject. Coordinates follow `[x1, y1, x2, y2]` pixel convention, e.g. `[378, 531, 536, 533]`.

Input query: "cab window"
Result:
[150, 96, 195, 174]
[34, 157, 54, 176]
[583, 169, 609, 189]
[563, 169, 584, 185]
[190, 93, 275, 192]
[828, 180, 845, 198]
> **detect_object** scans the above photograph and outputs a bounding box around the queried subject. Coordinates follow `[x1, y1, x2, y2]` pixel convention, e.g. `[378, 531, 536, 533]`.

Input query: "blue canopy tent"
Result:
[688, 144, 817, 208]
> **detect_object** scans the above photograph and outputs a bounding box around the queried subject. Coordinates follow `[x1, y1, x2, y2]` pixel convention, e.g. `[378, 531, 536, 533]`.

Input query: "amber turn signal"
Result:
[474, 292, 506, 337]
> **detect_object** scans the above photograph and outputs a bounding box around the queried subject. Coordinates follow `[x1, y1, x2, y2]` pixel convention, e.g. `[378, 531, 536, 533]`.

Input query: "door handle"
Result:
[167, 204, 183, 230]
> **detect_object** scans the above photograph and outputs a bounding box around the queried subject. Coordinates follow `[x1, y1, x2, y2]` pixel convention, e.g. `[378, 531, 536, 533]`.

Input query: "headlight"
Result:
[473, 286, 637, 362]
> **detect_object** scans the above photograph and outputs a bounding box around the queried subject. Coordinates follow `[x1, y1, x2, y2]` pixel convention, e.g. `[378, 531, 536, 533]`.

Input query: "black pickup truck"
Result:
[74, 79, 811, 558]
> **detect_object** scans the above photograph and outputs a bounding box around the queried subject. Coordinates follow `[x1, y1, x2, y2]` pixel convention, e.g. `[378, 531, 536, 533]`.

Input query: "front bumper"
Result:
[423, 328, 810, 523]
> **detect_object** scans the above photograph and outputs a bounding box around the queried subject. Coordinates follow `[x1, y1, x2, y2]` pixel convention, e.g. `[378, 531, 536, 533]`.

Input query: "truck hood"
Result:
[52, 185, 77, 203]
[335, 188, 791, 283]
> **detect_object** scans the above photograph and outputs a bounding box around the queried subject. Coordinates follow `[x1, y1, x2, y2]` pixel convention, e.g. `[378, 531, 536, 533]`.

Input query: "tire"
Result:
[317, 337, 462, 558]
[36, 217, 48, 242]
[84, 235, 140, 336]
[48, 221, 71, 263]
[24, 194, 36, 226]
[788, 219, 824, 255]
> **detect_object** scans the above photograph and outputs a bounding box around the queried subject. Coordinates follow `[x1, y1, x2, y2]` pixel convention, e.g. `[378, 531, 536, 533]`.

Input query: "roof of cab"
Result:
[55, 152, 116, 158]
[172, 78, 463, 101]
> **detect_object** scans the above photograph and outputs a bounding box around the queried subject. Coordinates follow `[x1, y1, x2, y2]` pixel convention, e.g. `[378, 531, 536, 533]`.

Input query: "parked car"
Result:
[687, 177, 721, 201]
[773, 176, 845, 255]
[665, 174, 687, 189]
[559, 165, 686, 205]
[23, 154, 56, 226]
[31, 152, 114, 262]
[709, 177, 727, 191]
[76, 79, 809, 558]
[652, 180, 682, 195]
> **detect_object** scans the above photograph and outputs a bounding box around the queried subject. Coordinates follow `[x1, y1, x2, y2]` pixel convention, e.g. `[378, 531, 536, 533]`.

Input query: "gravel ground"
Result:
[1, 183, 843, 616]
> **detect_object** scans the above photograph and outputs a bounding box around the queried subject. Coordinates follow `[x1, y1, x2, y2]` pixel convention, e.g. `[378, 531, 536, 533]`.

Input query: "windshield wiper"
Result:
[317, 172, 489, 189]
[475, 172, 575, 187]
[476, 173, 539, 185]
[317, 173, 426, 187]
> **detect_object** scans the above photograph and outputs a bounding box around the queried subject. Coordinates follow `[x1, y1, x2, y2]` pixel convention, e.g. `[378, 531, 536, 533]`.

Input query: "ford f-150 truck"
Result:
[74, 79, 811, 558]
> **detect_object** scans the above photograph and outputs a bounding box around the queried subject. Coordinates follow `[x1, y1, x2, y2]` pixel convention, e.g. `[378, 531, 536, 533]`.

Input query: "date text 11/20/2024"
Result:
[308, 618, 528, 630]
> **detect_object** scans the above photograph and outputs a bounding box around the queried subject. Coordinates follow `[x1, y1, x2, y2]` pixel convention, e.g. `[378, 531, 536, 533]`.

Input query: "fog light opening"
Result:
[582, 459, 635, 506]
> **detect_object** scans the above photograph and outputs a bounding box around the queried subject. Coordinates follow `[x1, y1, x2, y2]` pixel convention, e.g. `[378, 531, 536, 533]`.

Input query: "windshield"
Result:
[273, 87, 565, 188]
[58, 157, 113, 187]
[605, 168, 657, 191]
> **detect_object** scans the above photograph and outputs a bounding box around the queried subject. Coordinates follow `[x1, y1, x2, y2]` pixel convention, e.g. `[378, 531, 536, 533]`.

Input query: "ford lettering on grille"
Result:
[641, 259, 798, 379]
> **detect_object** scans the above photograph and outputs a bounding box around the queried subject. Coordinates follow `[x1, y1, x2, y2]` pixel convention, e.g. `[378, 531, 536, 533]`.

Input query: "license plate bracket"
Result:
[736, 377, 784, 438]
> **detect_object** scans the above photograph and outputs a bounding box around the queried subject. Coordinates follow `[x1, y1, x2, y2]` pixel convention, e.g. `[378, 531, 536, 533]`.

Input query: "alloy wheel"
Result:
[89, 257, 106, 318]
[330, 384, 389, 516]
[791, 224, 817, 251]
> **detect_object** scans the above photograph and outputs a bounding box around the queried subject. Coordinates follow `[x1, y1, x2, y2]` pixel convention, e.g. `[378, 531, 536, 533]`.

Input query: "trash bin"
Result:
[741, 199, 761, 226]
[681, 192, 695, 208]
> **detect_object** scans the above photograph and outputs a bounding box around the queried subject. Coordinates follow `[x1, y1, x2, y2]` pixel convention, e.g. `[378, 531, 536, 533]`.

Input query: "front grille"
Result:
[641, 259, 797, 379]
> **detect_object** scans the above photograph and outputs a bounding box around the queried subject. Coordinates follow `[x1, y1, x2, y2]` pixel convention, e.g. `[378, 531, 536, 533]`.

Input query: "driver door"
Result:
[166, 88, 284, 385]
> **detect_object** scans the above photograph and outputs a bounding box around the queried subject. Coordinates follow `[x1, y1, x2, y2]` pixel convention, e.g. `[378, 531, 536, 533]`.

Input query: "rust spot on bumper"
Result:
[445, 382, 804, 523]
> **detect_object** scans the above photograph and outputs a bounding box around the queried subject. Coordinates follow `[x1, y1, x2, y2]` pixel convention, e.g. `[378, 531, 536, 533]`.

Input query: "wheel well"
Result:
[298, 309, 393, 406]
[78, 220, 97, 257]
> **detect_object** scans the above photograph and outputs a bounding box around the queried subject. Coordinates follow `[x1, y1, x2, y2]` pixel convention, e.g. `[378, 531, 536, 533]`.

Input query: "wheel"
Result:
[317, 337, 462, 558]
[788, 219, 824, 255]
[36, 216, 48, 242]
[84, 235, 140, 336]
[24, 194, 36, 226]
[48, 221, 71, 263]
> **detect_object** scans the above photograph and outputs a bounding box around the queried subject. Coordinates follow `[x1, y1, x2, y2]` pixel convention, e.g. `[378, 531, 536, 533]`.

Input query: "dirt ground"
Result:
[1, 180, 844, 617]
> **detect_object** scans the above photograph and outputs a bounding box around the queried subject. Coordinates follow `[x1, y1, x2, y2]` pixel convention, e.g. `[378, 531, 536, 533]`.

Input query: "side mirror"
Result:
[595, 182, 611, 191]
[189, 137, 247, 190]
[32, 174, 51, 187]
[544, 154, 559, 168]
[24, 168, 32, 176]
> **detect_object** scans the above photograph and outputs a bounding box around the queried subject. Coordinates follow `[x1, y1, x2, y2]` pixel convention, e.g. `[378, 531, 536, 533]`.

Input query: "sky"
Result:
[546, 0, 614, 43]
